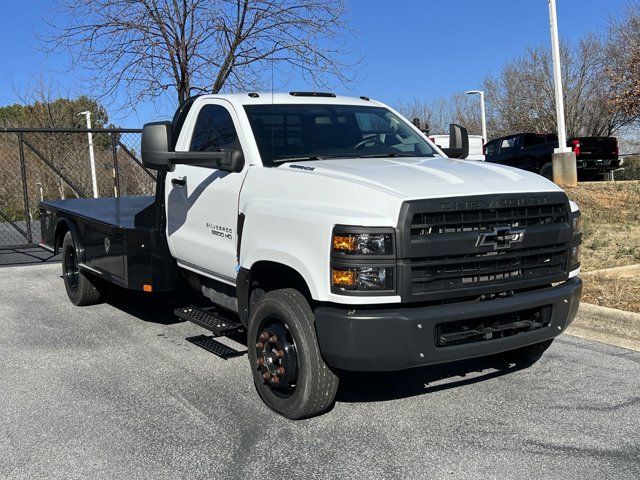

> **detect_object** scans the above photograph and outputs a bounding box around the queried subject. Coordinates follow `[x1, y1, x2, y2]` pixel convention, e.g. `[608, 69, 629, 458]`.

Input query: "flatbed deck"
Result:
[41, 196, 156, 230]
[39, 195, 175, 292]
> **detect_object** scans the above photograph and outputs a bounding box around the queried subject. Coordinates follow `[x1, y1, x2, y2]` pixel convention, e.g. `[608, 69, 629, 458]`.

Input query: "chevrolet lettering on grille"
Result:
[476, 226, 526, 250]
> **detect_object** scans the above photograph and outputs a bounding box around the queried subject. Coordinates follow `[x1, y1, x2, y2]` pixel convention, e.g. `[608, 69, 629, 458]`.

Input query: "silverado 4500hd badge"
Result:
[206, 222, 233, 240]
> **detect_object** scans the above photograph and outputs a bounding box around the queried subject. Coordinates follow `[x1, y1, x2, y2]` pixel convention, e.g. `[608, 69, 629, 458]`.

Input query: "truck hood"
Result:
[279, 156, 563, 199]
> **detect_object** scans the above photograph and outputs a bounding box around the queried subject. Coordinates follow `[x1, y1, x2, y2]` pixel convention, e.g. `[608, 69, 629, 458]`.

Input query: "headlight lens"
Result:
[331, 266, 393, 291]
[332, 233, 393, 255]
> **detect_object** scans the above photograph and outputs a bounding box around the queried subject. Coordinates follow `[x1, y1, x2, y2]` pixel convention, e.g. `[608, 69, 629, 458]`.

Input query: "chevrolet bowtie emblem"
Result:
[476, 226, 525, 250]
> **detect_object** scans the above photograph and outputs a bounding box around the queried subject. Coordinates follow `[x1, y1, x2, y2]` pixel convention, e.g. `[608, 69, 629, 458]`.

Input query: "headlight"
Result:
[331, 266, 394, 291]
[331, 227, 396, 295]
[333, 232, 393, 255]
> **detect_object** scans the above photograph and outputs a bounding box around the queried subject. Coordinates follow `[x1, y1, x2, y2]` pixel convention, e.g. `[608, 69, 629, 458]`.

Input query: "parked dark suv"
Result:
[484, 133, 622, 180]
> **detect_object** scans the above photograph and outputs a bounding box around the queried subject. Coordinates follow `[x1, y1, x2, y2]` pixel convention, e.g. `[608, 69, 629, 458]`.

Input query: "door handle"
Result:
[171, 176, 186, 186]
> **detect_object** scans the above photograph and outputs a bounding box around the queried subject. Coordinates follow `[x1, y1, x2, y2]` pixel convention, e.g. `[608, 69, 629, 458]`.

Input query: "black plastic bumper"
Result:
[314, 278, 582, 371]
[577, 159, 621, 171]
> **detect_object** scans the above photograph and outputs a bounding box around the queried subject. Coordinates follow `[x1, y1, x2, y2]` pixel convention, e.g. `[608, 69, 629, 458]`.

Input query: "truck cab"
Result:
[40, 93, 582, 419]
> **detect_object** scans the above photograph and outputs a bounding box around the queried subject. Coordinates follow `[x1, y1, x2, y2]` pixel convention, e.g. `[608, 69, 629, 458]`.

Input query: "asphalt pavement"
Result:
[1, 264, 639, 480]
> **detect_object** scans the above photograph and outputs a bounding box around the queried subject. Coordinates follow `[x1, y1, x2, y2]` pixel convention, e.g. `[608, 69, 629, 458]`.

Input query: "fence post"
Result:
[17, 132, 33, 243]
[111, 132, 120, 197]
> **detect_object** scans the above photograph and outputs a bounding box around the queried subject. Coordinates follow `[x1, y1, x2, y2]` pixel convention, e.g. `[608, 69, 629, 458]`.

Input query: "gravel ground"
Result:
[1, 264, 639, 480]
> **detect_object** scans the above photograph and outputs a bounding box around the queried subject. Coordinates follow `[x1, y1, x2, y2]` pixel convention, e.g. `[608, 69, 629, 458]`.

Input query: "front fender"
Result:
[238, 200, 401, 304]
[239, 204, 330, 300]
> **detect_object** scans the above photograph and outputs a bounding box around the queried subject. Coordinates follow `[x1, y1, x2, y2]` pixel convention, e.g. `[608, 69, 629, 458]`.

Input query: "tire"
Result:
[539, 162, 553, 180]
[61, 231, 105, 306]
[247, 288, 339, 420]
[495, 339, 554, 366]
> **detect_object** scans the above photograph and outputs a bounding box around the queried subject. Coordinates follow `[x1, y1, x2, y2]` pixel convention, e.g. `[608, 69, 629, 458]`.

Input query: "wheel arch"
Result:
[55, 218, 85, 263]
[237, 261, 313, 326]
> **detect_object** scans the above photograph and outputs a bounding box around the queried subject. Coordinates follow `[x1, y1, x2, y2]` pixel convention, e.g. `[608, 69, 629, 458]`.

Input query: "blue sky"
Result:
[0, 0, 627, 126]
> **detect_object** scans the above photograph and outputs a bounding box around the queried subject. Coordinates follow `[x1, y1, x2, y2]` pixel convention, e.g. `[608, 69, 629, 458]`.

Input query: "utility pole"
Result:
[465, 90, 488, 144]
[78, 111, 98, 198]
[548, 0, 577, 186]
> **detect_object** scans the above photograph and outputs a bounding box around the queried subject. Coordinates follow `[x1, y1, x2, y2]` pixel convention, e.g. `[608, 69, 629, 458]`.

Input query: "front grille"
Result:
[435, 305, 552, 347]
[397, 193, 571, 302]
[411, 204, 567, 238]
[410, 246, 567, 294]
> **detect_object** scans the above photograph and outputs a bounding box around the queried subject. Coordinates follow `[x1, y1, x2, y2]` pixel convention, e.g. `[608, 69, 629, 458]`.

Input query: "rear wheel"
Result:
[247, 288, 339, 419]
[62, 232, 105, 306]
[495, 339, 554, 366]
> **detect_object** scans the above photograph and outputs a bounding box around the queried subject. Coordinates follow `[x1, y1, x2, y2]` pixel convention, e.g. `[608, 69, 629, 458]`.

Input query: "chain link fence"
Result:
[0, 128, 153, 248]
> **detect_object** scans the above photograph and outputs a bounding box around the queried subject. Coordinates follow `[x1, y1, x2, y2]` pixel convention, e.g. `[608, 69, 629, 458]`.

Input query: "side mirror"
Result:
[216, 149, 245, 172]
[441, 123, 469, 159]
[173, 149, 244, 172]
[142, 121, 174, 171]
[141, 121, 245, 173]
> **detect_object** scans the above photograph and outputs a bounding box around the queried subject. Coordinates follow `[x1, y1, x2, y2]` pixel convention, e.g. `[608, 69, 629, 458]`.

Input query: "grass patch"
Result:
[565, 181, 640, 272]
[581, 274, 640, 314]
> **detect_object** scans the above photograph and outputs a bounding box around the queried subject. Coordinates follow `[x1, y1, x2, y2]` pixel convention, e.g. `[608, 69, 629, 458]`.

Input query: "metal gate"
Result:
[0, 128, 152, 252]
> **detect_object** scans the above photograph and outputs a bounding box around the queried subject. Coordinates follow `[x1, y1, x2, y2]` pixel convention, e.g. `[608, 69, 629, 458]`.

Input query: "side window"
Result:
[523, 134, 546, 148]
[484, 141, 498, 156]
[499, 137, 517, 153]
[190, 105, 240, 152]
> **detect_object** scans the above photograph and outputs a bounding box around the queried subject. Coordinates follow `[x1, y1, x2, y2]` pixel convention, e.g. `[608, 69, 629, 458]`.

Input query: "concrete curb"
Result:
[566, 302, 640, 352]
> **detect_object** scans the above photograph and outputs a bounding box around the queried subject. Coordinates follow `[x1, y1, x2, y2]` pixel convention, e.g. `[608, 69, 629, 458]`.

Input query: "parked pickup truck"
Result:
[39, 93, 582, 419]
[484, 133, 622, 180]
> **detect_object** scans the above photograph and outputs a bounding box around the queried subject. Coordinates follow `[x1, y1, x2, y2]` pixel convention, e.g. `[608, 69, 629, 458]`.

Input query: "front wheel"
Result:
[247, 289, 339, 420]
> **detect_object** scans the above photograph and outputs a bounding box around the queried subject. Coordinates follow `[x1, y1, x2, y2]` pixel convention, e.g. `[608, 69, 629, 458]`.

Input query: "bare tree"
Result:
[483, 36, 634, 139]
[395, 94, 484, 136]
[395, 97, 450, 134]
[607, 1, 640, 120]
[49, 0, 355, 108]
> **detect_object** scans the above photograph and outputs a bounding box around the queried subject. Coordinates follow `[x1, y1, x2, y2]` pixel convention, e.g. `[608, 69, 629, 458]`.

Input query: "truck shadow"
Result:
[90, 284, 536, 404]
[336, 356, 533, 403]
[103, 284, 202, 325]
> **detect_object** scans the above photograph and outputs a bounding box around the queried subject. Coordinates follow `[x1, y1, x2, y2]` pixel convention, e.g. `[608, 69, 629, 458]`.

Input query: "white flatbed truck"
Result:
[40, 92, 582, 419]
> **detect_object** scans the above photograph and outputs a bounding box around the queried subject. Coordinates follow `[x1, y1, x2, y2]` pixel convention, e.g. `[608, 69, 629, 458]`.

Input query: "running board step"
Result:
[186, 335, 247, 360]
[174, 306, 245, 336]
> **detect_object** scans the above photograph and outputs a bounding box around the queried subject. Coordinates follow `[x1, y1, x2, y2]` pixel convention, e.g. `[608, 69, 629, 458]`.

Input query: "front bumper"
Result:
[314, 278, 582, 371]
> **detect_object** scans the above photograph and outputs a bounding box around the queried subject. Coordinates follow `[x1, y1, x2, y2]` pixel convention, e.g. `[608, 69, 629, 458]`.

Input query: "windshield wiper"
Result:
[273, 156, 323, 163]
[273, 154, 358, 164]
[355, 153, 435, 159]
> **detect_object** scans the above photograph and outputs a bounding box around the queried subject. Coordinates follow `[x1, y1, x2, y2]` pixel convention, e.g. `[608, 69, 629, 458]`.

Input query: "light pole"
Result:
[548, 0, 577, 186]
[78, 111, 98, 198]
[465, 90, 487, 144]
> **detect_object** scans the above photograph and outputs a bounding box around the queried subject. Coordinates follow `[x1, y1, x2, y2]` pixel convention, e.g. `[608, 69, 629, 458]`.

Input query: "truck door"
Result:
[165, 100, 249, 285]
[493, 135, 519, 166]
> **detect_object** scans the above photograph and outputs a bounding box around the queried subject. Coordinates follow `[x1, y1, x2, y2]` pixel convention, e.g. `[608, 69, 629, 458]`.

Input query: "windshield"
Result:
[243, 104, 438, 166]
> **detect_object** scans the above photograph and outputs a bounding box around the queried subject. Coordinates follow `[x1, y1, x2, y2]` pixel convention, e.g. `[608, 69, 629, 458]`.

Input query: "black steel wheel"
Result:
[248, 288, 339, 420]
[61, 231, 104, 306]
[255, 318, 299, 397]
[63, 239, 80, 293]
